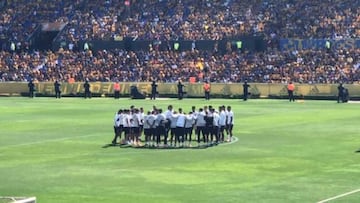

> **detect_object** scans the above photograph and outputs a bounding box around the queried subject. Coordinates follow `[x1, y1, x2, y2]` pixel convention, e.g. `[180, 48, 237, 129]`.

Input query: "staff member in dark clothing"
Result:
[243, 80, 250, 101]
[337, 83, 344, 103]
[28, 80, 35, 98]
[54, 80, 61, 99]
[177, 80, 184, 100]
[84, 80, 91, 99]
[151, 80, 157, 100]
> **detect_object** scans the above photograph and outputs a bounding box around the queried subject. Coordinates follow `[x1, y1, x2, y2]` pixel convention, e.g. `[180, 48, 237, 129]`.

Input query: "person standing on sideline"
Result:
[177, 80, 184, 100]
[287, 81, 295, 102]
[151, 80, 158, 100]
[337, 83, 344, 103]
[113, 81, 120, 99]
[54, 80, 61, 99]
[28, 80, 35, 98]
[243, 80, 250, 101]
[84, 80, 91, 99]
[203, 81, 211, 100]
[177, 80, 185, 100]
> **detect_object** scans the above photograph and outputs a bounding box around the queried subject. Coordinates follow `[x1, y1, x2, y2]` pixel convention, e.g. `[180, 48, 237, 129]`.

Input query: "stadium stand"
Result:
[1, 49, 359, 83]
[1, 0, 358, 43]
[0, 0, 359, 83]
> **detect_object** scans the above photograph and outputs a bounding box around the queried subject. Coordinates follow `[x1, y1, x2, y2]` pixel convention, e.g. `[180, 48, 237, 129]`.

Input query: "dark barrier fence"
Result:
[1, 82, 359, 99]
[52, 36, 266, 53]
[280, 38, 360, 51]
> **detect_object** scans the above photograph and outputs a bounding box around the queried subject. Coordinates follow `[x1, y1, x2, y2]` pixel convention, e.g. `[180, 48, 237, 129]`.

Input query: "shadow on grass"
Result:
[102, 143, 221, 150]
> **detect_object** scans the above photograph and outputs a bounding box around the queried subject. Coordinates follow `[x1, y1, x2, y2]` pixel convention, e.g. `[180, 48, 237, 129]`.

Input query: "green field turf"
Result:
[0, 97, 359, 203]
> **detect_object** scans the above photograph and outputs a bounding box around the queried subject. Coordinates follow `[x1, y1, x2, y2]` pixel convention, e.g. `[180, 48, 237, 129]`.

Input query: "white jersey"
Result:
[122, 113, 130, 128]
[165, 109, 173, 120]
[143, 115, 150, 129]
[176, 113, 186, 127]
[139, 112, 145, 125]
[130, 113, 140, 127]
[155, 113, 166, 127]
[213, 112, 220, 126]
[226, 110, 234, 125]
[118, 113, 124, 126]
[191, 111, 197, 125]
[185, 114, 194, 128]
[192, 111, 198, 119]
[170, 114, 178, 128]
[196, 111, 206, 127]
[147, 114, 156, 129]
[219, 110, 226, 126]
[114, 113, 120, 127]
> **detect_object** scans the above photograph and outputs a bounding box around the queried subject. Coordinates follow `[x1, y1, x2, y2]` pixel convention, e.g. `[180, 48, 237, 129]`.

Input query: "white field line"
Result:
[0, 134, 238, 151]
[121, 136, 239, 154]
[218, 136, 239, 146]
[348, 101, 360, 104]
[317, 188, 360, 203]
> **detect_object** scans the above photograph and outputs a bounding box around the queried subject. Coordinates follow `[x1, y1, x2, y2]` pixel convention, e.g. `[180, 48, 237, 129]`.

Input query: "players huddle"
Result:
[112, 105, 234, 148]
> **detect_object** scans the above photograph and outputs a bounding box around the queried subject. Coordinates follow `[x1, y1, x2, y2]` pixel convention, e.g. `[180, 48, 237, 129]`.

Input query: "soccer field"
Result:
[0, 97, 359, 203]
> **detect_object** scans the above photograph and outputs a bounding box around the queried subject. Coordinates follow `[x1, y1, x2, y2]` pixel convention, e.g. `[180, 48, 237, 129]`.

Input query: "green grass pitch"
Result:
[0, 97, 359, 203]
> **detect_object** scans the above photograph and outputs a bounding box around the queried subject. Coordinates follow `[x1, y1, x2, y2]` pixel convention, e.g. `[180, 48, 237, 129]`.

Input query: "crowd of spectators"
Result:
[0, 0, 81, 45]
[54, 0, 360, 43]
[0, 0, 359, 84]
[1, 48, 359, 84]
[1, 0, 359, 45]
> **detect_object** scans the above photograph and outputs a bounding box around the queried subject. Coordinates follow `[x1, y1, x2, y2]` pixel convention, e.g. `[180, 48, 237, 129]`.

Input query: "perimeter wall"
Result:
[1, 82, 359, 99]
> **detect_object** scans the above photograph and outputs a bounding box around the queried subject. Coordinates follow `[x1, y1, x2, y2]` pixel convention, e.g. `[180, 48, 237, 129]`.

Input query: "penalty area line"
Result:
[317, 188, 360, 203]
